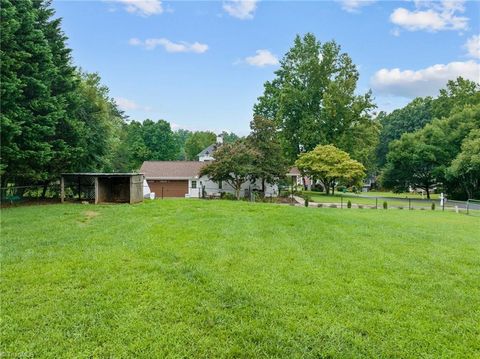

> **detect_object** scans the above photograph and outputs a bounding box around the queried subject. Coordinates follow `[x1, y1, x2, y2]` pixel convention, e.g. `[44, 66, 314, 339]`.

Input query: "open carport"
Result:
[61, 173, 144, 204]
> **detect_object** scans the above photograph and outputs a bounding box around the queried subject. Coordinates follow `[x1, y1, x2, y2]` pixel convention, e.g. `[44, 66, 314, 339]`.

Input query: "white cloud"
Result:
[223, 0, 258, 20]
[390, 0, 468, 32]
[371, 60, 480, 98]
[465, 35, 480, 59]
[338, 0, 376, 13]
[114, 0, 163, 16]
[115, 97, 153, 112]
[115, 97, 140, 111]
[244, 49, 279, 67]
[129, 38, 208, 53]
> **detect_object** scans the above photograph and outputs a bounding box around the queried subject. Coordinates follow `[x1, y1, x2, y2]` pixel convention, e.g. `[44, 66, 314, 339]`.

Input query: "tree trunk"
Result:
[262, 178, 265, 193]
[236, 188, 240, 200]
[41, 181, 49, 199]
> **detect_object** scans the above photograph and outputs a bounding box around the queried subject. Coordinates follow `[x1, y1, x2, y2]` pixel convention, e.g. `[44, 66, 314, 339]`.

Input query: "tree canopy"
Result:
[254, 33, 377, 169]
[295, 144, 365, 195]
[247, 115, 287, 191]
[199, 140, 258, 199]
[381, 103, 480, 199]
[184, 131, 216, 160]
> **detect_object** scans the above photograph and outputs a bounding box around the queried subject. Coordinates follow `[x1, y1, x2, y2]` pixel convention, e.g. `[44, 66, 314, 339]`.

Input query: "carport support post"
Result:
[94, 176, 99, 204]
[78, 176, 81, 201]
[60, 176, 65, 203]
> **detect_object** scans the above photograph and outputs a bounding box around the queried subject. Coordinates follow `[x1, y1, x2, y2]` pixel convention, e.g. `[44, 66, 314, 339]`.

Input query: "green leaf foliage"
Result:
[295, 144, 365, 195]
[184, 131, 216, 160]
[199, 140, 258, 199]
[254, 33, 377, 169]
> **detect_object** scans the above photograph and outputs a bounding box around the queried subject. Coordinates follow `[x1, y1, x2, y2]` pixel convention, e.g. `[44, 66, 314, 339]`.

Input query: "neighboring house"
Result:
[141, 136, 278, 198]
[286, 166, 312, 190]
[197, 134, 222, 161]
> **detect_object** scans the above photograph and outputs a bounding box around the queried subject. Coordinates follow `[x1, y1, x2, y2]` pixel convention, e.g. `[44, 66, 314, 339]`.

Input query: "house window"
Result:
[218, 181, 222, 189]
[191, 180, 197, 189]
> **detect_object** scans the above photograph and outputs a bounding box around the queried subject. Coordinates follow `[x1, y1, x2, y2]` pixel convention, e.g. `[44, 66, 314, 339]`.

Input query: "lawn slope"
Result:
[1, 200, 479, 358]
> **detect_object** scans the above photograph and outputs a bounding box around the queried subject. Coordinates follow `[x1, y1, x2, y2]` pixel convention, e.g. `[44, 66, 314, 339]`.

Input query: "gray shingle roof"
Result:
[197, 144, 217, 158]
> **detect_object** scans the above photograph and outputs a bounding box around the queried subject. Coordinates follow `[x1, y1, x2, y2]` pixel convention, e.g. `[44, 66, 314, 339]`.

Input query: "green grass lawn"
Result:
[1, 200, 479, 358]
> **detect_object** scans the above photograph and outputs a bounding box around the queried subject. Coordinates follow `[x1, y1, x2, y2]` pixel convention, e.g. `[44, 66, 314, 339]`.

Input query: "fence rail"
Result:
[287, 189, 480, 215]
[1, 184, 61, 203]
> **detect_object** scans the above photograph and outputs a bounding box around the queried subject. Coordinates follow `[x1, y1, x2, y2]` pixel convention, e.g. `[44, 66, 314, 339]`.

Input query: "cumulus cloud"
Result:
[465, 35, 480, 59]
[223, 0, 258, 20]
[115, 97, 152, 112]
[129, 37, 208, 53]
[244, 49, 279, 67]
[371, 60, 480, 98]
[390, 0, 468, 32]
[114, 0, 163, 16]
[115, 97, 140, 111]
[338, 0, 376, 13]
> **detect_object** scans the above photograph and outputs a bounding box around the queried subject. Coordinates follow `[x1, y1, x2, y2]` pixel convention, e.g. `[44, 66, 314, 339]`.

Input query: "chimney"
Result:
[216, 134, 223, 145]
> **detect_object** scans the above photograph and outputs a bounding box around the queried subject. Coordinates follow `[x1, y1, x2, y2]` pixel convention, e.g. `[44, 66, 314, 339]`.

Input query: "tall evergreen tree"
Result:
[1, 0, 60, 185]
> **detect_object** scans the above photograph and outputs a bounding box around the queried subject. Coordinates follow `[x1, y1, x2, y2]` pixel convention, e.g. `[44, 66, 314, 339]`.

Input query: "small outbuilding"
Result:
[61, 173, 144, 204]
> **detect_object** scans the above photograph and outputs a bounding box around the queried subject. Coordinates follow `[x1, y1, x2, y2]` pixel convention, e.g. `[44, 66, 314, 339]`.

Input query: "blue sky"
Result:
[53, 0, 480, 134]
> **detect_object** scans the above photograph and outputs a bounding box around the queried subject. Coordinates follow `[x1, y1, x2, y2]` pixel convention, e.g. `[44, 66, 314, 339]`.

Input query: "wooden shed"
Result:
[61, 173, 144, 204]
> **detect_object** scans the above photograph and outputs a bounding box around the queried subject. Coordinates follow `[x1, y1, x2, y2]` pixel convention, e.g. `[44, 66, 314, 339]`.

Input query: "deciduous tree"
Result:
[199, 140, 257, 200]
[447, 130, 480, 199]
[247, 115, 287, 192]
[254, 33, 377, 164]
[295, 145, 365, 195]
[184, 131, 216, 160]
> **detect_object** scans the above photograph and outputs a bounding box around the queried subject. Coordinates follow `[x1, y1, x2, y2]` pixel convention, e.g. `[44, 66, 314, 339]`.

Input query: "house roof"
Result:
[197, 144, 217, 158]
[62, 173, 141, 177]
[140, 161, 206, 179]
[286, 166, 301, 176]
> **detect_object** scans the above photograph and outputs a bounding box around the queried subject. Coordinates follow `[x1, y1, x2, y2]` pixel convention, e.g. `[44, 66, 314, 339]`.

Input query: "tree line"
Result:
[0, 0, 238, 189]
[1, 1, 479, 200]
[378, 78, 480, 199]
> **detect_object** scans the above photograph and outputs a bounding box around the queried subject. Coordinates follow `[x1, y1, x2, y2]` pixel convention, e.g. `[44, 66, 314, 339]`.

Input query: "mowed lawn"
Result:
[1, 200, 479, 358]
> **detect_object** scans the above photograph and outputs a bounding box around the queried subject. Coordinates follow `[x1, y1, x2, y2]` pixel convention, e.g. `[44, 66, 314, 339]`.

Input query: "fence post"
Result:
[375, 198, 378, 209]
[408, 198, 411, 210]
[467, 200, 469, 215]
[341, 195, 343, 209]
[60, 176, 65, 203]
[161, 187, 164, 200]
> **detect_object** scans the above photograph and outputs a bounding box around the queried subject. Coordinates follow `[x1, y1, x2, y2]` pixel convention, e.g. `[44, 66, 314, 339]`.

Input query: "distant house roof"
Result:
[197, 144, 217, 158]
[62, 173, 141, 177]
[286, 166, 301, 176]
[140, 161, 206, 179]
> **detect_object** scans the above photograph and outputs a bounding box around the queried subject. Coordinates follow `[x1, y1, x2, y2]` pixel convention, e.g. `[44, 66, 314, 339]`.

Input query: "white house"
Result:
[140, 136, 278, 198]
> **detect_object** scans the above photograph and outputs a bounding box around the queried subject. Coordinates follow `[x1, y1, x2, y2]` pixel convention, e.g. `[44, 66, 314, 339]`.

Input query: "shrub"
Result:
[304, 195, 310, 207]
[398, 206, 403, 210]
[358, 205, 363, 209]
[383, 201, 388, 210]
[317, 203, 323, 208]
[431, 202, 436, 210]
[222, 193, 236, 200]
[329, 204, 337, 208]
[347, 200, 352, 208]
